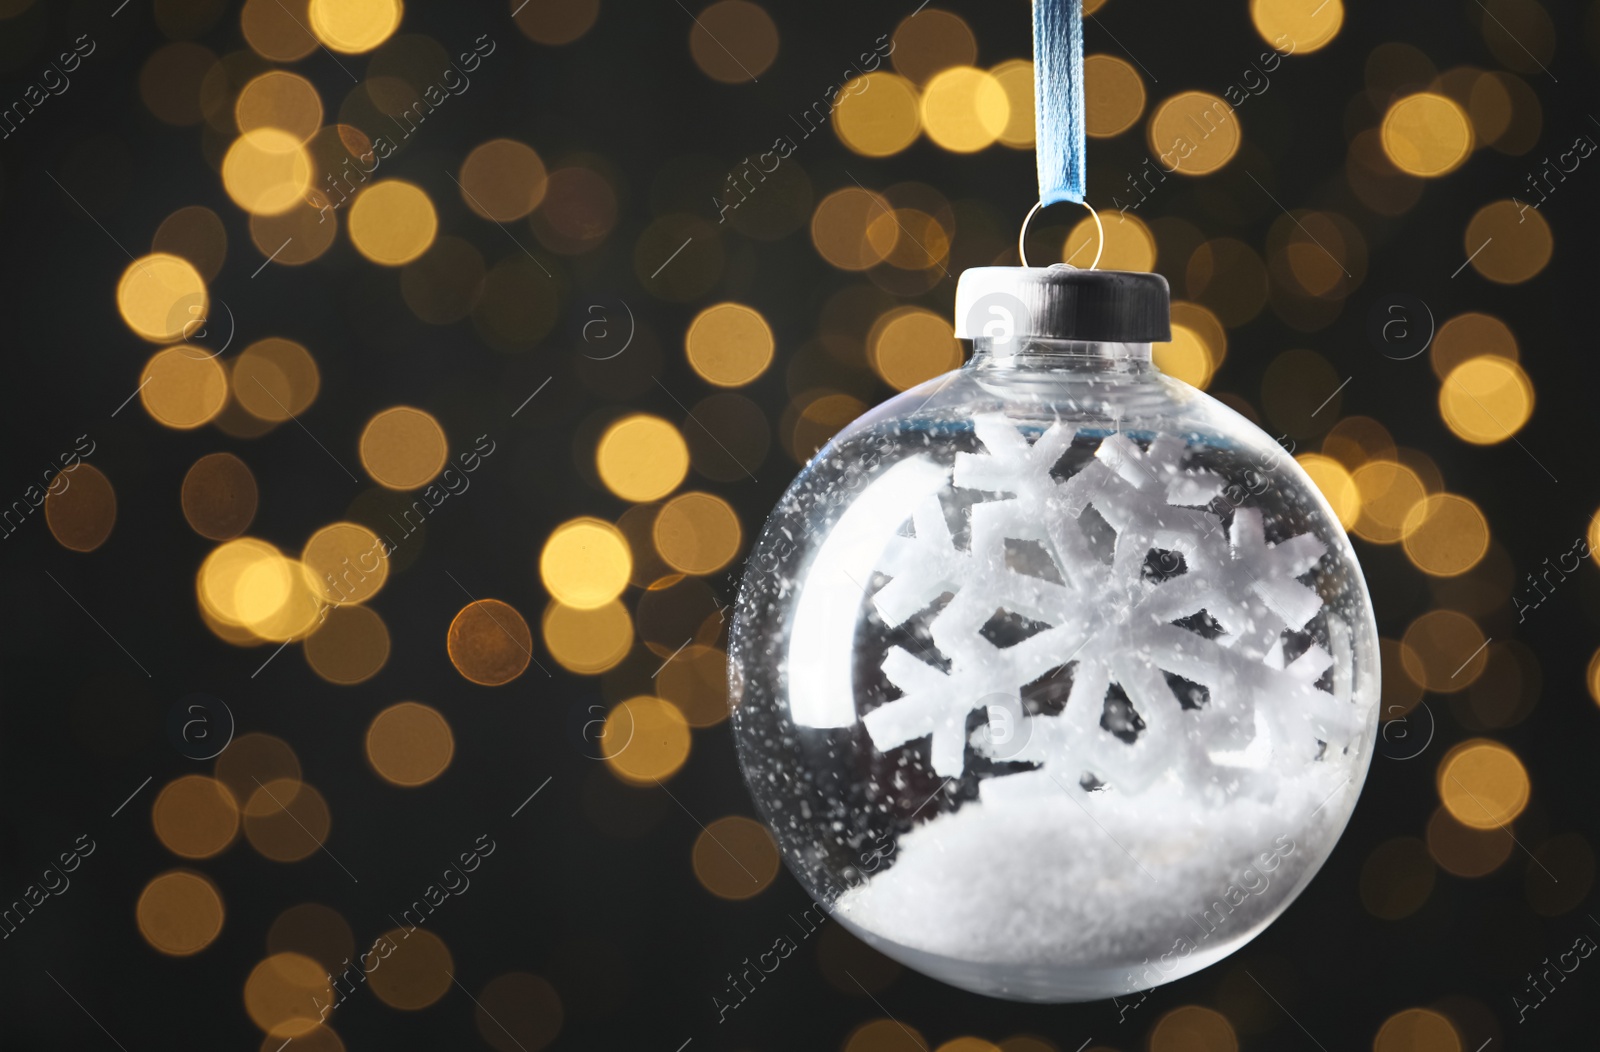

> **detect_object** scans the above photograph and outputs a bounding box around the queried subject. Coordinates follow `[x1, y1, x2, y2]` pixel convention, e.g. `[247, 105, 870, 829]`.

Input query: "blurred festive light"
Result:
[197, 542, 321, 643]
[1381, 93, 1472, 176]
[234, 338, 320, 422]
[1372, 1008, 1462, 1052]
[891, 8, 976, 85]
[656, 644, 730, 728]
[304, 604, 391, 684]
[181, 453, 257, 541]
[692, 815, 781, 899]
[1439, 357, 1534, 444]
[1083, 53, 1145, 138]
[1321, 415, 1395, 469]
[1437, 740, 1530, 830]
[244, 778, 332, 862]
[653, 491, 742, 575]
[788, 390, 867, 462]
[1464, 199, 1552, 283]
[1431, 312, 1518, 380]
[474, 972, 564, 1052]
[118, 253, 208, 343]
[365, 928, 453, 1009]
[868, 306, 961, 391]
[1296, 454, 1361, 528]
[921, 66, 1009, 153]
[307, 0, 402, 54]
[1352, 460, 1427, 544]
[366, 701, 454, 786]
[602, 696, 691, 784]
[513, 0, 599, 45]
[223, 128, 313, 216]
[845, 1019, 929, 1052]
[44, 464, 117, 553]
[245, 952, 332, 1038]
[1589, 648, 1600, 707]
[1148, 91, 1240, 175]
[236, 70, 322, 142]
[1402, 494, 1489, 576]
[543, 600, 633, 674]
[541, 518, 632, 610]
[268, 903, 355, 975]
[686, 303, 775, 387]
[529, 166, 618, 254]
[1428, 805, 1514, 877]
[152, 775, 240, 859]
[596, 415, 690, 502]
[1476, 0, 1555, 75]
[250, 203, 338, 265]
[811, 186, 896, 269]
[459, 139, 548, 221]
[1152, 323, 1212, 389]
[1252, 0, 1343, 52]
[402, 237, 487, 324]
[833, 72, 921, 158]
[990, 59, 1036, 148]
[1188, 238, 1268, 327]
[359, 406, 448, 490]
[1149, 1006, 1237, 1052]
[259, 1025, 344, 1052]
[866, 207, 950, 270]
[1064, 211, 1154, 271]
[303, 522, 388, 604]
[688, 0, 778, 84]
[140, 42, 217, 125]
[1359, 837, 1435, 920]
[1275, 210, 1365, 299]
[1402, 609, 1488, 691]
[1464, 69, 1514, 145]
[141, 347, 229, 430]
[153, 205, 227, 282]
[241, 0, 318, 61]
[137, 870, 225, 956]
[349, 180, 438, 265]
[935, 1040, 1000, 1052]
[447, 599, 534, 686]
[215, 733, 301, 804]
[473, 255, 563, 348]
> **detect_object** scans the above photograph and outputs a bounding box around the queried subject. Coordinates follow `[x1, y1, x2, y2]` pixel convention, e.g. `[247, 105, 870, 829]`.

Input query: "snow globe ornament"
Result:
[728, 265, 1380, 1002]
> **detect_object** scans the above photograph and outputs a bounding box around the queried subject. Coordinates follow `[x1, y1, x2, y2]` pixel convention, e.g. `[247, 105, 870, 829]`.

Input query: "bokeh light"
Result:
[1437, 739, 1530, 830]
[349, 180, 438, 265]
[1296, 454, 1361, 528]
[1148, 1005, 1237, 1052]
[307, 0, 402, 54]
[869, 306, 962, 391]
[44, 463, 117, 553]
[596, 415, 690, 501]
[1083, 54, 1145, 138]
[1382, 93, 1473, 176]
[118, 253, 207, 342]
[141, 347, 228, 430]
[137, 869, 225, 956]
[152, 775, 239, 859]
[1064, 211, 1154, 271]
[602, 696, 691, 784]
[541, 518, 632, 610]
[234, 337, 320, 422]
[303, 522, 388, 604]
[223, 129, 313, 216]
[833, 73, 922, 158]
[235, 71, 322, 142]
[1464, 199, 1552, 283]
[1439, 356, 1533, 444]
[304, 604, 391, 684]
[653, 491, 742, 575]
[244, 952, 332, 1038]
[1402, 494, 1489, 576]
[366, 701, 454, 786]
[1148, 92, 1240, 175]
[543, 600, 633, 674]
[459, 139, 548, 221]
[474, 972, 564, 1052]
[688, 1, 778, 84]
[513, 0, 599, 44]
[686, 303, 775, 387]
[447, 599, 534, 686]
[921, 66, 1009, 153]
[692, 815, 781, 899]
[359, 406, 448, 490]
[1251, 0, 1344, 53]
[243, 778, 332, 862]
[1372, 1008, 1461, 1052]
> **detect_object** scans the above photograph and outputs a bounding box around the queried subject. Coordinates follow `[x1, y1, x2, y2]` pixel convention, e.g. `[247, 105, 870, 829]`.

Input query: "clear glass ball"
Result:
[728, 335, 1380, 1002]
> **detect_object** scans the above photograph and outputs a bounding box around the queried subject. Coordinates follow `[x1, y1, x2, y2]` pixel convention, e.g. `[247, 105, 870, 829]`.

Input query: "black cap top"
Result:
[954, 265, 1172, 344]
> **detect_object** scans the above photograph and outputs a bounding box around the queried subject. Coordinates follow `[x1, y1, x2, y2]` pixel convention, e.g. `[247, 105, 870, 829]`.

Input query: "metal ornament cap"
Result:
[955, 265, 1172, 345]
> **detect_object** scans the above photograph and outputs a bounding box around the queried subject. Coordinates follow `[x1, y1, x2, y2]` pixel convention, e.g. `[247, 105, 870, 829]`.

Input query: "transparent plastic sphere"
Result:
[729, 332, 1380, 1002]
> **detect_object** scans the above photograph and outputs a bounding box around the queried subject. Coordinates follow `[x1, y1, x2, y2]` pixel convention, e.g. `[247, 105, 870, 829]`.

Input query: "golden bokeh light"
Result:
[236, 70, 322, 142]
[474, 972, 564, 1052]
[223, 128, 313, 216]
[245, 952, 332, 1037]
[1438, 739, 1530, 830]
[447, 599, 534, 686]
[1464, 199, 1552, 284]
[1352, 460, 1427, 545]
[833, 73, 922, 158]
[921, 66, 1009, 153]
[1321, 415, 1395, 470]
[367, 928, 452, 1009]
[268, 903, 355, 974]
[530, 165, 618, 255]
[1402, 608, 1488, 692]
[865, 207, 949, 271]
[1382, 93, 1472, 176]
[654, 491, 742, 575]
[349, 180, 438, 265]
[241, 0, 317, 61]
[812, 186, 897, 270]
[1064, 211, 1154, 271]
[686, 303, 776, 387]
[182, 453, 258, 541]
[1439, 356, 1533, 444]
[789, 390, 868, 463]
[234, 337, 320, 422]
[459, 139, 548, 222]
[1251, 0, 1344, 54]
[1402, 494, 1489, 576]
[541, 518, 632, 610]
[244, 778, 332, 862]
[307, 0, 402, 53]
[303, 521, 388, 604]
[869, 306, 961, 391]
[250, 200, 339, 266]
[1153, 324, 1213, 389]
[596, 415, 691, 501]
[657, 644, 730, 728]
[1373, 1009, 1461, 1052]
[1083, 53, 1145, 138]
[845, 1020, 928, 1052]
[44, 463, 117, 553]
[1149, 1006, 1238, 1052]
[990, 59, 1035, 148]
[366, 701, 454, 786]
[152, 205, 227, 282]
[1296, 453, 1361, 529]
[141, 347, 228, 430]
[215, 734, 302, 810]
[118, 253, 208, 342]
[304, 604, 391, 684]
[688, 1, 779, 84]
[513, 0, 599, 45]
[402, 236, 486, 324]
[542, 600, 633, 675]
[152, 775, 240, 859]
[1589, 647, 1600, 708]
[692, 815, 781, 900]
[602, 696, 691, 785]
[197, 538, 324, 642]
[890, 8, 976, 86]
[1431, 312, 1517, 380]
[137, 869, 225, 956]
[359, 406, 448, 489]
[1428, 805, 1514, 877]
[1148, 91, 1239, 176]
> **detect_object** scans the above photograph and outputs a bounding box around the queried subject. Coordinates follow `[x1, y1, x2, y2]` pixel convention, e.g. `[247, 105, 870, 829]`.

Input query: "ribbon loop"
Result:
[1033, 0, 1086, 207]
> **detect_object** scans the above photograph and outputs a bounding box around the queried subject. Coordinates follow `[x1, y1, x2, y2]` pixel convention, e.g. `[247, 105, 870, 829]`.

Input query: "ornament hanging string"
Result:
[1020, 0, 1102, 270]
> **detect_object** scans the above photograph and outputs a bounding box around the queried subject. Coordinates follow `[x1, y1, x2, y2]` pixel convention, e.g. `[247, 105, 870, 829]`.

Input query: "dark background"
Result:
[2, 0, 1599, 1049]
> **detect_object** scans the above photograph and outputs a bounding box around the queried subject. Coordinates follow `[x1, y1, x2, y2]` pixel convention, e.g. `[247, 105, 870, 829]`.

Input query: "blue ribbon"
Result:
[1033, 0, 1086, 206]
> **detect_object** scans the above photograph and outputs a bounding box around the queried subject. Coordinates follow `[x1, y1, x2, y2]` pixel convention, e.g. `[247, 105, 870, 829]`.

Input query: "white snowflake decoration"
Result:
[861, 413, 1360, 797]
